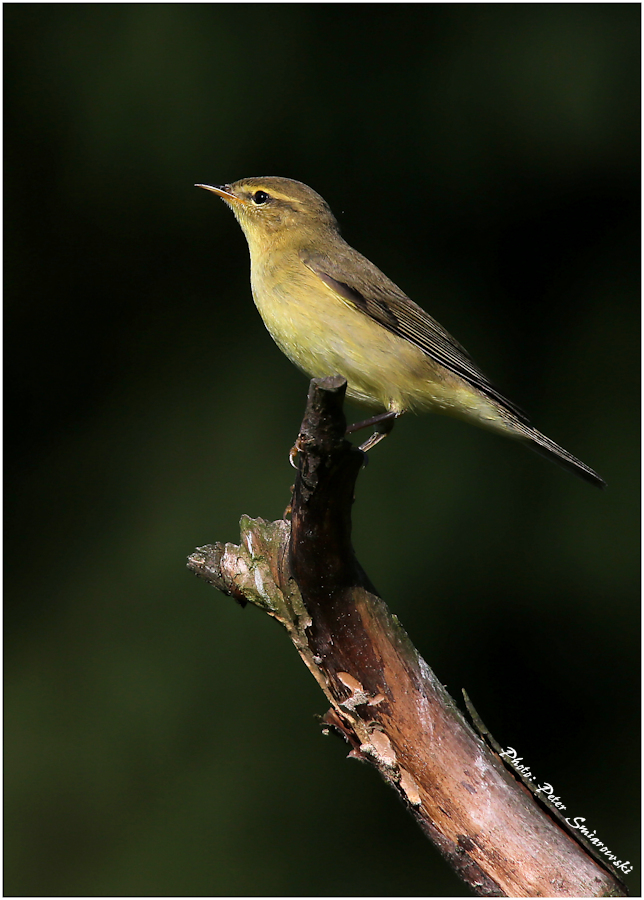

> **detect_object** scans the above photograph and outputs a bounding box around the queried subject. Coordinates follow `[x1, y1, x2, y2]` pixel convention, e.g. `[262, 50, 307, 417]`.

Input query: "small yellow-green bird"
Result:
[196, 177, 604, 487]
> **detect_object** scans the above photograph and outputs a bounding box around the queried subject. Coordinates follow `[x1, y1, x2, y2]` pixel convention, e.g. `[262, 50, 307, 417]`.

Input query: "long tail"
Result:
[515, 423, 606, 488]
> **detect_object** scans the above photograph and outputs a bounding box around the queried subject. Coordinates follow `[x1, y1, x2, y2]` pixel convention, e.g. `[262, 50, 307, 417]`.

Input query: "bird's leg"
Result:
[290, 410, 401, 470]
[345, 410, 401, 452]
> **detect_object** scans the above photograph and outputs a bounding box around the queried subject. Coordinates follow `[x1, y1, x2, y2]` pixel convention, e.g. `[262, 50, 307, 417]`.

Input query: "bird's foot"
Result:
[346, 410, 401, 452]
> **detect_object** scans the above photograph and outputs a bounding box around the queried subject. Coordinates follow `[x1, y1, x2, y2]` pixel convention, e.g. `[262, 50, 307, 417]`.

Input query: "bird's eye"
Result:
[253, 190, 270, 205]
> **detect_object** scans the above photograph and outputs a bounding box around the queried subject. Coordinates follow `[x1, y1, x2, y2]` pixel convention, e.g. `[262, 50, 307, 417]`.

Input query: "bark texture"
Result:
[188, 376, 627, 898]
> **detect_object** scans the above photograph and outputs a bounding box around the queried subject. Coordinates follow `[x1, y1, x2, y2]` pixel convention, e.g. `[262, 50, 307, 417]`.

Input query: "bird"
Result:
[196, 176, 604, 488]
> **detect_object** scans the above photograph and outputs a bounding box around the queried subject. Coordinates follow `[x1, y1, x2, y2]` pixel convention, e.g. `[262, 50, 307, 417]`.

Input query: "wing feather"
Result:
[300, 247, 528, 423]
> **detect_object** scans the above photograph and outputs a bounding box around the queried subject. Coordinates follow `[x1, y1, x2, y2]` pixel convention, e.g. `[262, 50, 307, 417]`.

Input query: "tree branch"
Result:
[188, 376, 627, 898]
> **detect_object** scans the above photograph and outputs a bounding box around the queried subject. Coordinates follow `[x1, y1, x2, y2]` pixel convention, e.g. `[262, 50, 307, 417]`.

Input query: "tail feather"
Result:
[517, 424, 606, 488]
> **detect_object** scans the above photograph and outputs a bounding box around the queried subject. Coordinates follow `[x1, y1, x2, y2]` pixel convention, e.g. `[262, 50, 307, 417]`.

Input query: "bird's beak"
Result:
[195, 183, 239, 203]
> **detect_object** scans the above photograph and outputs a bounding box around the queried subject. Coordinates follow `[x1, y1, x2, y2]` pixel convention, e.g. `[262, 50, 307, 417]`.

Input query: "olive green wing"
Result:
[300, 247, 528, 423]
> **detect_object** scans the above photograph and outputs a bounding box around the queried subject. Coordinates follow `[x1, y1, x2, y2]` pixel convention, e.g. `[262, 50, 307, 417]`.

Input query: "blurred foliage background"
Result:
[5, 4, 640, 896]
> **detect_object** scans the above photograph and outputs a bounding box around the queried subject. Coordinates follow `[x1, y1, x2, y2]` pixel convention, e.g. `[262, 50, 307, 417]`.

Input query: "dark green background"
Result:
[5, 4, 640, 896]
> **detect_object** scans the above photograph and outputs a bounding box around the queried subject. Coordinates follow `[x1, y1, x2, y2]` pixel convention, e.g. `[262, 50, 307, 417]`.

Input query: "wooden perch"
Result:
[188, 376, 627, 898]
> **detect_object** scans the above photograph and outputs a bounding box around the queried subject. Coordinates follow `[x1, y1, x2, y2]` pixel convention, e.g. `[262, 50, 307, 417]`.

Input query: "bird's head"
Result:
[196, 176, 339, 252]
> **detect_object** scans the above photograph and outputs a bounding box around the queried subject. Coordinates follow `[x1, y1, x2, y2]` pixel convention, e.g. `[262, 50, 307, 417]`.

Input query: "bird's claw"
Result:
[289, 434, 307, 469]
